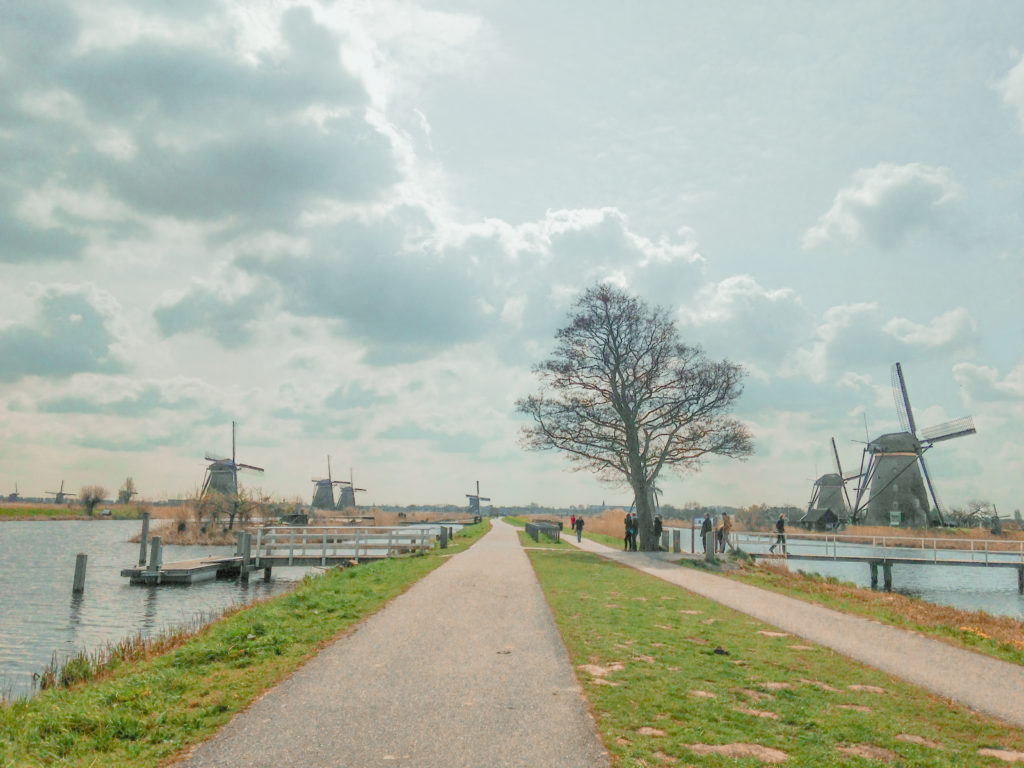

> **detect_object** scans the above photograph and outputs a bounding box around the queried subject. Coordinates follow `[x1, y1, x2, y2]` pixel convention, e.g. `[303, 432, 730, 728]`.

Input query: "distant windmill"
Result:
[311, 456, 350, 510]
[852, 363, 976, 527]
[6, 482, 20, 503]
[336, 468, 365, 510]
[118, 477, 139, 504]
[46, 480, 76, 505]
[802, 438, 854, 530]
[466, 480, 490, 517]
[201, 421, 264, 501]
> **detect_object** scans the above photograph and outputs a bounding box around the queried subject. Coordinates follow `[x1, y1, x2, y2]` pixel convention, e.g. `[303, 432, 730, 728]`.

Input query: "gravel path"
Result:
[571, 534, 1024, 727]
[175, 520, 609, 768]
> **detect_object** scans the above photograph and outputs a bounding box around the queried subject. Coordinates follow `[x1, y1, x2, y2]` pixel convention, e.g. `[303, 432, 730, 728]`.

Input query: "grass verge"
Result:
[525, 545, 1024, 767]
[0, 521, 489, 767]
[717, 559, 1024, 666]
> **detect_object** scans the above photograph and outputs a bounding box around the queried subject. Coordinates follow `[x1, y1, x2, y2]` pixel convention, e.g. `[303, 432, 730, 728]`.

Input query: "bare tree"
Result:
[79, 486, 107, 516]
[516, 284, 753, 551]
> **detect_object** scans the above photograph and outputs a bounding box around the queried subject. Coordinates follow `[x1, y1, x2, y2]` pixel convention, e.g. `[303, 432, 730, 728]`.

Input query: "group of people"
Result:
[568, 514, 584, 542]
[698, 511, 734, 554]
[623, 511, 664, 551]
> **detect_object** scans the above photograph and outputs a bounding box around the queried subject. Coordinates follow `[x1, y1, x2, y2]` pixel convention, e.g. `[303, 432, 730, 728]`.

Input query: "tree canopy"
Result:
[516, 284, 753, 550]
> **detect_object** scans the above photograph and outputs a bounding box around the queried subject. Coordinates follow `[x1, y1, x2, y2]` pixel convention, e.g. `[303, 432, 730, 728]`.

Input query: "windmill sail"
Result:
[921, 416, 976, 444]
[892, 363, 917, 435]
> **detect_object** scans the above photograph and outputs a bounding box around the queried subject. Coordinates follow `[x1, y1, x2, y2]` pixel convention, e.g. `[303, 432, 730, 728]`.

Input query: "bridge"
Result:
[122, 525, 442, 585]
[734, 531, 1024, 592]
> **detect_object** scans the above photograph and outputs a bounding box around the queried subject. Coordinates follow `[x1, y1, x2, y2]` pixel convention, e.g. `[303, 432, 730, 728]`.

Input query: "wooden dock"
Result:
[122, 525, 437, 586]
[736, 531, 1024, 592]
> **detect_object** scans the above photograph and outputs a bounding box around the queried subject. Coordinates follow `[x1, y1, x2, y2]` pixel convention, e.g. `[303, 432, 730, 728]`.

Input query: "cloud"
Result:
[953, 362, 1024, 403]
[34, 381, 199, 415]
[882, 308, 976, 349]
[154, 283, 272, 348]
[997, 52, 1024, 132]
[0, 285, 127, 382]
[803, 162, 961, 249]
[379, 422, 486, 454]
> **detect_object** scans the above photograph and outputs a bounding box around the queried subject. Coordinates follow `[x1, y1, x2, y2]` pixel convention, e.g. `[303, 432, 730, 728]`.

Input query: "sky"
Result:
[1, 1, 1022, 513]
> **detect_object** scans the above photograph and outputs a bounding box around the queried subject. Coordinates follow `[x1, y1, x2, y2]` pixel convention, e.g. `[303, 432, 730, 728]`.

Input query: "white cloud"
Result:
[803, 162, 961, 249]
[997, 51, 1024, 132]
[882, 307, 976, 349]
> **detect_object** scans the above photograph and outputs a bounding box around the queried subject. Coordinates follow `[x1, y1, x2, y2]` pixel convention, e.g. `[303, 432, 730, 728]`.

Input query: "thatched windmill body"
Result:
[6, 483, 20, 503]
[201, 422, 264, 502]
[852, 363, 975, 527]
[46, 480, 75, 505]
[311, 456, 350, 510]
[336, 468, 365, 510]
[802, 439, 853, 530]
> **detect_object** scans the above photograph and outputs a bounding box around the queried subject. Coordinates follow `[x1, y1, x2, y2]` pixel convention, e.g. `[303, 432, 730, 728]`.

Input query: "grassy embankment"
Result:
[0, 521, 490, 768]
[714, 559, 1024, 667]
[0, 504, 144, 521]
[523, 536, 1024, 767]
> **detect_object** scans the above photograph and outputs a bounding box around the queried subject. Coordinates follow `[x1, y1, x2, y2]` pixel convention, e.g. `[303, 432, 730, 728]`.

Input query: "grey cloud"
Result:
[0, 202, 86, 263]
[325, 383, 393, 410]
[36, 383, 198, 416]
[154, 284, 271, 348]
[379, 423, 486, 454]
[0, 288, 126, 382]
[74, 428, 193, 452]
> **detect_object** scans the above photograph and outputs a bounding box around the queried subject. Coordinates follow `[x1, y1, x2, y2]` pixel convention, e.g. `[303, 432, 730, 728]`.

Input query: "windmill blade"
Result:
[920, 416, 976, 444]
[918, 452, 945, 524]
[205, 453, 230, 463]
[237, 463, 264, 473]
[831, 438, 852, 512]
[891, 362, 917, 435]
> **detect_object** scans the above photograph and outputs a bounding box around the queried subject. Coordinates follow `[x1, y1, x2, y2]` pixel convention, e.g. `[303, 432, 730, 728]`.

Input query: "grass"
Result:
[0, 521, 489, 767]
[718, 559, 1024, 666]
[0, 505, 144, 520]
[525, 544, 1024, 767]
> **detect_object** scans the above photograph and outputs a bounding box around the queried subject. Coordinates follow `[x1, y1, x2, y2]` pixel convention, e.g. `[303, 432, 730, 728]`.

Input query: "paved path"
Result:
[570, 534, 1024, 727]
[176, 520, 609, 768]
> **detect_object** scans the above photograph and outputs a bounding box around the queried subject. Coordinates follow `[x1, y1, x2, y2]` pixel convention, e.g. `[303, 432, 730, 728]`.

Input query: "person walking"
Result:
[574, 515, 584, 542]
[700, 512, 713, 553]
[630, 512, 639, 551]
[623, 511, 632, 551]
[570, 514, 576, 535]
[653, 514, 663, 550]
[768, 513, 786, 554]
[719, 511, 732, 553]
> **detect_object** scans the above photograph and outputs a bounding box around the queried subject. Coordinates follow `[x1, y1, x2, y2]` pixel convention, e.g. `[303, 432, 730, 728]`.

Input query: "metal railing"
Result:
[254, 526, 432, 566]
[733, 530, 1024, 565]
[525, 522, 561, 543]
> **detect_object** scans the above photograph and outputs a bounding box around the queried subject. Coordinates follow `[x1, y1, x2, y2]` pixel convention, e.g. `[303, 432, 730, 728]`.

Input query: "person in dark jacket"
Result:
[700, 512, 713, 553]
[624, 512, 632, 551]
[574, 515, 584, 542]
[768, 513, 786, 554]
[653, 514, 663, 549]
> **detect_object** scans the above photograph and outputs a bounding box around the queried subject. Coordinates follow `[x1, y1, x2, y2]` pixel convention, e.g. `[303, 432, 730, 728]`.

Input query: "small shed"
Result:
[800, 506, 840, 531]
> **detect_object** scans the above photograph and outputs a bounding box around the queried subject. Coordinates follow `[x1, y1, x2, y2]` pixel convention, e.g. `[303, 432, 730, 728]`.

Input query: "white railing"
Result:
[254, 526, 432, 566]
[733, 530, 1024, 565]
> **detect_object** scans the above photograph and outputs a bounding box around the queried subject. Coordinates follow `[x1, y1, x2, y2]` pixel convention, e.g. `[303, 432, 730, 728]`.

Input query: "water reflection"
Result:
[0, 520, 305, 699]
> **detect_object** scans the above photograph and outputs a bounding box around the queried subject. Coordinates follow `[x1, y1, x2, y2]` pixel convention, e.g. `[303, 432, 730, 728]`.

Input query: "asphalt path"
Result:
[570, 533, 1024, 727]
[174, 520, 609, 768]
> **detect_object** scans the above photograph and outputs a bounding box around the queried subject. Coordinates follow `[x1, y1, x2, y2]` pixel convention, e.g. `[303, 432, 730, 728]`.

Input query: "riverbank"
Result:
[525, 535, 1024, 766]
[0, 521, 489, 767]
[0, 504, 144, 521]
[711, 557, 1024, 666]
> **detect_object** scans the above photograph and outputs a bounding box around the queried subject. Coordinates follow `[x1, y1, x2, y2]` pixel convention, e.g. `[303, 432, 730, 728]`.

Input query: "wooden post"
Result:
[1017, 566, 1022, 595]
[72, 553, 87, 594]
[440, 525, 449, 549]
[869, 561, 878, 589]
[138, 512, 150, 566]
[240, 532, 251, 582]
[883, 562, 893, 592]
[691, 525, 695, 553]
[263, 567, 272, 582]
[149, 536, 163, 572]
[704, 532, 716, 563]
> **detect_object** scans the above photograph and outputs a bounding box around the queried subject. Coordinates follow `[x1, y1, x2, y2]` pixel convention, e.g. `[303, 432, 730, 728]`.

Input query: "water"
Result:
[732, 533, 1024, 620]
[0, 521, 311, 699]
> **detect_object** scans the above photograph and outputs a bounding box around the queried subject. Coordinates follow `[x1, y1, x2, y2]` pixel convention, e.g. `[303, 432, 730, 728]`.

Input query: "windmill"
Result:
[201, 421, 264, 501]
[335, 468, 365, 510]
[852, 363, 976, 527]
[465, 480, 490, 517]
[311, 456, 350, 510]
[802, 438, 853, 530]
[46, 481, 76, 505]
[6, 482, 20, 503]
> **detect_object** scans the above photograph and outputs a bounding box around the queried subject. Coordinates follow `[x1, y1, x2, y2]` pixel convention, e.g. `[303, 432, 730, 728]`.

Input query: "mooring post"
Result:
[869, 561, 878, 589]
[704, 532, 717, 563]
[138, 512, 150, 566]
[72, 553, 88, 594]
[883, 562, 893, 592]
[263, 567, 272, 582]
[240, 531, 251, 582]
[440, 525, 449, 549]
[149, 536, 163, 572]
[1018, 566, 1023, 595]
